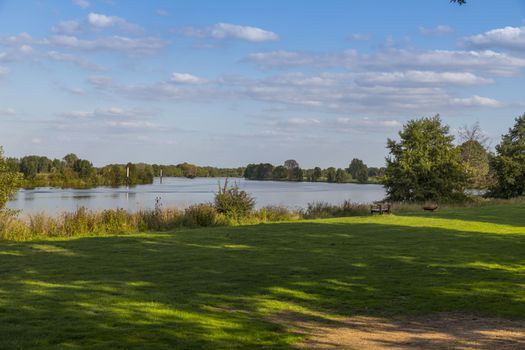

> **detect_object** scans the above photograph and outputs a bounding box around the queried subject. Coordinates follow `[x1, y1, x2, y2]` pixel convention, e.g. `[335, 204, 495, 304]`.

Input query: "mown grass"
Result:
[0, 204, 524, 349]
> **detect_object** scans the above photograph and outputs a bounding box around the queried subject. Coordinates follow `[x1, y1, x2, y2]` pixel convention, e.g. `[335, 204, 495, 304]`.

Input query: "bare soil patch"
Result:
[275, 312, 525, 350]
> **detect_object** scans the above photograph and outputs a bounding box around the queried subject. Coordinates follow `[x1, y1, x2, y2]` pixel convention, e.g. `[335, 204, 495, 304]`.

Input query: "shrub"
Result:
[257, 206, 299, 222]
[101, 208, 130, 234]
[184, 203, 223, 227]
[214, 179, 255, 220]
[0, 210, 30, 240]
[304, 200, 370, 219]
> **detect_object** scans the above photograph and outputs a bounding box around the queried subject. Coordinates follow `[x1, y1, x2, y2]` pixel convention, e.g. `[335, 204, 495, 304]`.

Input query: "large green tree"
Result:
[384, 115, 469, 202]
[490, 114, 525, 198]
[0, 147, 21, 209]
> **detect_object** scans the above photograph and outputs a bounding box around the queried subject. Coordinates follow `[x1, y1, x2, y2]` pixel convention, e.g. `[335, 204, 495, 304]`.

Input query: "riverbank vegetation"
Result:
[2, 182, 524, 241]
[1, 203, 524, 348]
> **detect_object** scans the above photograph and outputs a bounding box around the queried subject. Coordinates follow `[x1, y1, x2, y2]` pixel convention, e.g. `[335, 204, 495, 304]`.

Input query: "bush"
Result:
[184, 203, 223, 227]
[214, 179, 255, 220]
[257, 206, 299, 222]
[305, 200, 370, 219]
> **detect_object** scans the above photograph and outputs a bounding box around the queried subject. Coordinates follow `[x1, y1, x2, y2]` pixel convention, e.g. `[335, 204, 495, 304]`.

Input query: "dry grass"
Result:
[275, 312, 525, 350]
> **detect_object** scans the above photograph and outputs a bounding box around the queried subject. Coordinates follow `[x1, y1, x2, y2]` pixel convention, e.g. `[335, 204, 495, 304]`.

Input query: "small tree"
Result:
[0, 147, 21, 210]
[490, 114, 525, 198]
[214, 179, 255, 219]
[384, 115, 469, 202]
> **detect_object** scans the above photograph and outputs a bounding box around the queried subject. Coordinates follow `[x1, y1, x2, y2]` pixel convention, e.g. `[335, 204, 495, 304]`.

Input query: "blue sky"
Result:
[1, 0, 525, 167]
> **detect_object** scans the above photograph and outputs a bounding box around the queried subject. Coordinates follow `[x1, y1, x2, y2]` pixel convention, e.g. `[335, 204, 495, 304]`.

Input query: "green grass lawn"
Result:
[1, 204, 524, 349]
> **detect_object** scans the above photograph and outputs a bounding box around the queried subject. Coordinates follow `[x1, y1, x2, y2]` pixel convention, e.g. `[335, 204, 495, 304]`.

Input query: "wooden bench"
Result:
[371, 203, 391, 215]
[423, 204, 438, 212]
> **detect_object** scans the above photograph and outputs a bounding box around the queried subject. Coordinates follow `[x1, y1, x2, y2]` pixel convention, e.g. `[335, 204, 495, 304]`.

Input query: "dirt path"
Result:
[275, 313, 525, 350]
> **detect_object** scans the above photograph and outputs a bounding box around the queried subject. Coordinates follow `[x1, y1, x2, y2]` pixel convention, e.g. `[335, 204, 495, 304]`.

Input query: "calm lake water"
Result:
[7, 177, 387, 215]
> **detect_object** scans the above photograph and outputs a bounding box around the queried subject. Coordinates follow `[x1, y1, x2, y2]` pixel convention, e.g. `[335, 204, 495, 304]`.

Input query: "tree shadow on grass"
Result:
[398, 203, 525, 228]
[0, 219, 524, 349]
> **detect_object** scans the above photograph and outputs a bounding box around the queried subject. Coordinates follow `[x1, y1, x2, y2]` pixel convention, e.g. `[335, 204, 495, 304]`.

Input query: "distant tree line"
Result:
[5, 153, 155, 188]
[244, 159, 385, 184]
[4, 153, 245, 189]
[151, 163, 243, 179]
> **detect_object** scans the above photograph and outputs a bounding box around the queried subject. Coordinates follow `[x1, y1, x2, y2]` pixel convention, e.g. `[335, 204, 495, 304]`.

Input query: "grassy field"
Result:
[0, 204, 524, 349]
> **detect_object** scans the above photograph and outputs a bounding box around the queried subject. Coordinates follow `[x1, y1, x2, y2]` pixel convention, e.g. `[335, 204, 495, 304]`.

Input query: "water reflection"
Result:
[8, 177, 386, 215]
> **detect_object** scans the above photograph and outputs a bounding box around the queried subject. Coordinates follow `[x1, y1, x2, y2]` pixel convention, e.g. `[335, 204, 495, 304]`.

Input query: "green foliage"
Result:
[214, 179, 255, 220]
[312, 167, 322, 182]
[490, 114, 525, 198]
[284, 159, 303, 181]
[272, 165, 287, 180]
[256, 205, 298, 222]
[304, 200, 370, 218]
[460, 139, 491, 189]
[325, 167, 337, 182]
[348, 158, 368, 183]
[384, 115, 470, 202]
[243, 163, 274, 180]
[335, 168, 349, 183]
[0, 147, 21, 210]
[184, 203, 223, 227]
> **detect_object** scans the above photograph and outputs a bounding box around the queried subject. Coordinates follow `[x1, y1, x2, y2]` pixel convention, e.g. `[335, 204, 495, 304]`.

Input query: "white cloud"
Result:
[244, 48, 525, 76]
[87, 75, 114, 87]
[0, 32, 38, 46]
[56, 107, 161, 133]
[451, 95, 502, 108]
[87, 13, 122, 28]
[50, 35, 168, 53]
[0, 107, 16, 116]
[72, 0, 90, 9]
[355, 71, 491, 86]
[89, 70, 508, 117]
[47, 50, 104, 71]
[463, 25, 525, 50]
[156, 9, 170, 17]
[31, 138, 41, 144]
[179, 23, 278, 42]
[53, 20, 82, 34]
[419, 25, 453, 36]
[211, 23, 278, 42]
[171, 72, 207, 84]
[336, 117, 401, 129]
[348, 33, 371, 41]
[18, 45, 34, 54]
[286, 118, 321, 126]
[52, 13, 142, 34]
[106, 120, 156, 129]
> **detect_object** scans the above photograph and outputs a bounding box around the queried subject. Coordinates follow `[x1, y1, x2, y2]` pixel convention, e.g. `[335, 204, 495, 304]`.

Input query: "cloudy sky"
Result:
[1, 0, 525, 167]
